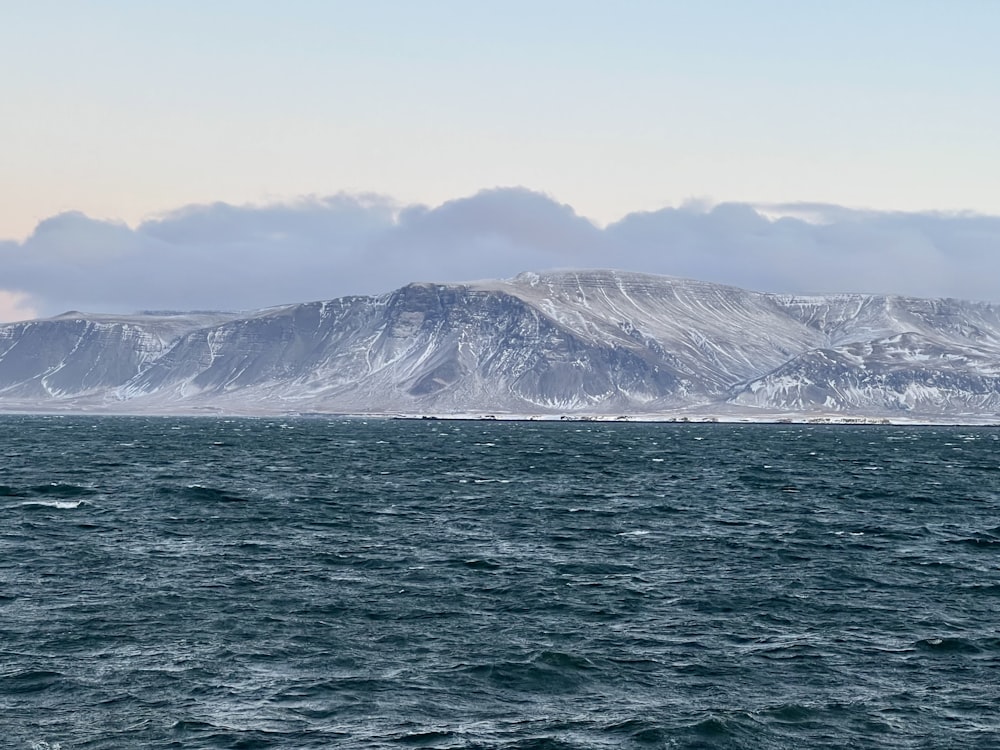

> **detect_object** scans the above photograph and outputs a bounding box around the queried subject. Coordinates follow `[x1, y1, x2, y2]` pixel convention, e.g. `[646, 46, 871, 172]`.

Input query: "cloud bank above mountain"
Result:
[1, 188, 997, 321]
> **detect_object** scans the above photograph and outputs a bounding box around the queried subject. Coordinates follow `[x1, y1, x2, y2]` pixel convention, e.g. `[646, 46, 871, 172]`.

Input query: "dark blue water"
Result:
[2, 417, 999, 749]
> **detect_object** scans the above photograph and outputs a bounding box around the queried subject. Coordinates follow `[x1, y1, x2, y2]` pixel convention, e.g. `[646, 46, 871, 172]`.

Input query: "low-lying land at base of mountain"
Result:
[2, 269, 1000, 422]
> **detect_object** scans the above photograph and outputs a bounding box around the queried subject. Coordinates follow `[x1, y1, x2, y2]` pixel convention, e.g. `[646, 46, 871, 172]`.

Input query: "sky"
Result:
[2, 1, 999, 321]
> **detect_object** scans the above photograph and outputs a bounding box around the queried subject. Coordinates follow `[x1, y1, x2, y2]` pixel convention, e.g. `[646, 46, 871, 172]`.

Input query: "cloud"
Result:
[603, 202, 963, 299]
[0, 290, 37, 323]
[371, 188, 608, 283]
[1, 187, 999, 321]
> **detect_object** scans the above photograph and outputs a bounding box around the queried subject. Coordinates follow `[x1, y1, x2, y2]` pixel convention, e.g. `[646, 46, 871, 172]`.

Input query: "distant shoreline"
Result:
[0, 407, 997, 427]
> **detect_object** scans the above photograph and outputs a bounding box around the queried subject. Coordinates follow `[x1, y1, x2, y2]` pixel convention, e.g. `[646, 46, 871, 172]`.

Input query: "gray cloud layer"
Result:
[2, 187, 998, 320]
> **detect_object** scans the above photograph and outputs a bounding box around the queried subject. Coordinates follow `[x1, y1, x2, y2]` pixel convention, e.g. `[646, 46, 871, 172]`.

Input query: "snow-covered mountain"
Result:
[2, 270, 1000, 420]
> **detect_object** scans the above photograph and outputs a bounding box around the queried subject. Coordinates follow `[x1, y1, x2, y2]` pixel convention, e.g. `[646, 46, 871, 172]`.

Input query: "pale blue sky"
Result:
[3, 1, 998, 239]
[1, 1, 999, 319]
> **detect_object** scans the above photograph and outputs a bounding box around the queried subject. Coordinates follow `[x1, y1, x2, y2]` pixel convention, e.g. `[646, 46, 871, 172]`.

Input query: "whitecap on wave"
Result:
[18, 500, 86, 509]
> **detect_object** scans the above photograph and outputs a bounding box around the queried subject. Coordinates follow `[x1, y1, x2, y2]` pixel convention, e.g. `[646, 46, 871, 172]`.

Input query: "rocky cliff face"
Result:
[2, 270, 999, 419]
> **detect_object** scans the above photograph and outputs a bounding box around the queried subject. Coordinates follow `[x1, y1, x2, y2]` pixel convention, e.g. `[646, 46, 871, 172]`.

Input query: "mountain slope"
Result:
[0, 312, 238, 401]
[1, 270, 998, 419]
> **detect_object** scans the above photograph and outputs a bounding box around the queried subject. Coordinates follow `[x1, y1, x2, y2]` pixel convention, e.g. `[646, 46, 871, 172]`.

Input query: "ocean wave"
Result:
[16, 499, 87, 509]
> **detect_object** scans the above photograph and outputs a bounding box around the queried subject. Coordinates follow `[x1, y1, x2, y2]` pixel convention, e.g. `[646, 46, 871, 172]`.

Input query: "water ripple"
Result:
[2, 418, 999, 748]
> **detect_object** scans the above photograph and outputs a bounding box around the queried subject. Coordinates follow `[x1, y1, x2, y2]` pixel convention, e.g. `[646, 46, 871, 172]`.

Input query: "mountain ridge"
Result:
[2, 269, 999, 421]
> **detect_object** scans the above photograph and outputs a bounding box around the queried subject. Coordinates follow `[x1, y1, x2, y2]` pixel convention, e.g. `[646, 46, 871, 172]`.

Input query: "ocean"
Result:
[2, 416, 999, 749]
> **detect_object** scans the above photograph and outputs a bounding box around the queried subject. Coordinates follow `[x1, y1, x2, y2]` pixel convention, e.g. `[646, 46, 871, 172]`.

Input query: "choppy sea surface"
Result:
[3, 416, 1000, 749]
